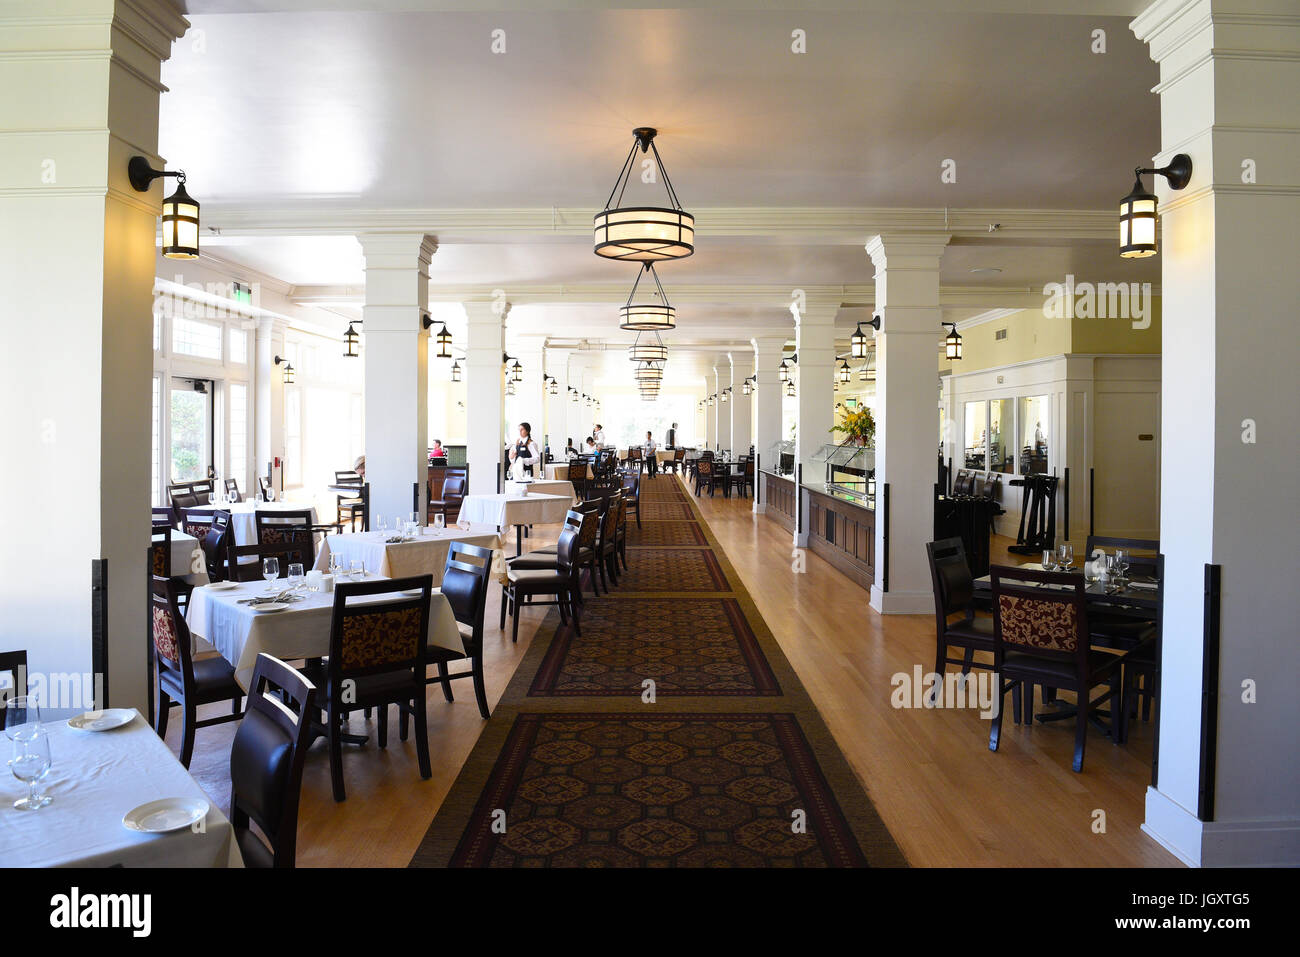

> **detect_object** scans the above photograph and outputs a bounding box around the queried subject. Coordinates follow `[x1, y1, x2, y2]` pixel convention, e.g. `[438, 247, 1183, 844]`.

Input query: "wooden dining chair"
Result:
[596, 492, 622, 591]
[510, 505, 601, 601]
[255, 510, 316, 564]
[666, 448, 686, 474]
[614, 495, 629, 571]
[727, 458, 755, 498]
[151, 524, 172, 579]
[926, 538, 1002, 700]
[150, 575, 244, 768]
[1083, 535, 1160, 647]
[567, 460, 590, 500]
[225, 539, 314, 583]
[420, 541, 495, 719]
[428, 476, 465, 525]
[152, 505, 177, 528]
[501, 526, 582, 643]
[0, 649, 29, 729]
[223, 478, 242, 503]
[988, 565, 1124, 773]
[694, 458, 719, 497]
[305, 576, 434, 802]
[229, 654, 315, 868]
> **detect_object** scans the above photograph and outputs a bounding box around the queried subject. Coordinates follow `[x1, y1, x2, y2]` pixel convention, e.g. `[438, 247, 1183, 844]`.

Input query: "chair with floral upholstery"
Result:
[305, 575, 433, 802]
[150, 575, 244, 768]
[254, 510, 317, 565]
[989, 565, 1124, 772]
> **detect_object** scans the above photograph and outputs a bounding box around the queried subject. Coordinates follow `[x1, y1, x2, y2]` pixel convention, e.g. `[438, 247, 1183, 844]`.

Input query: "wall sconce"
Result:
[786, 379, 796, 398]
[548, 376, 559, 395]
[720, 387, 730, 403]
[571, 388, 580, 403]
[274, 355, 295, 384]
[850, 315, 880, 359]
[420, 316, 452, 358]
[944, 323, 963, 361]
[343, 323, 360, 358]
[506, 380, 517, 396]
[742, 376, 753, 396]
[867, 473, 876, 498]
[128, 156, 199, 260]
[1119, 153, 1192, 258]
[450, 360, 461, 382]
[778, 358, 789, 383]
[838, 359, 852, 383]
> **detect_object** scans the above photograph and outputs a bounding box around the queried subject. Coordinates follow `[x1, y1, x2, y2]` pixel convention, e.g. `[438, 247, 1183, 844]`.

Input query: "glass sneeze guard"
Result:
[811, 440, 876, 505]
[764, 440, 796, 477]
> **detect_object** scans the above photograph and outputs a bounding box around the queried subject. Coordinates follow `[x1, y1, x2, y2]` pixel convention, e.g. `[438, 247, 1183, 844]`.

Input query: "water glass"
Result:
[1057, 542, 1074, 571]
[328, 553, 341, 577]
[255, 491, 264, 504]
[262, 556, 280, 592]
[1041, 549, 1057, 571]
[287, 562, 305, 590]
[433, 513, 446, 531]
[377, 514, 388, 534]
[350, 559, 365, 579]
[1114, 548, 1130, 580]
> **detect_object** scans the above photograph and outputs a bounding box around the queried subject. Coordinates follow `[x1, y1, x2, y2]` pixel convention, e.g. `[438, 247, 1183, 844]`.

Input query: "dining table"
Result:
[0, 709, 241, 867]
[311, 525, 502, 583]
[168, 530, 210, 585]
[184, 500, 320, 546]
[185, 576, 464, 690]
[504, 479, 576, 503]
[972, 562, 1160, 619]
[457, 490, 572, 555]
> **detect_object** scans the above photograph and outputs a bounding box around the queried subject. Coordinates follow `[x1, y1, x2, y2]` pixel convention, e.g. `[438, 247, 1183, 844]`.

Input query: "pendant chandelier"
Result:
[634, 360, 664, 383]
[628, 331, 668, 363]
[594, 127, 694, 262]
[509, 357, 524, 382]
[619, 262, 676, 331]
[708, 393, 715, 407]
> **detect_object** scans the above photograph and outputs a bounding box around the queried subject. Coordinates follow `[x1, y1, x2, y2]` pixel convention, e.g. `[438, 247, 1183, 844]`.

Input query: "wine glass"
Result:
[262, 557, 280, 593]
[1057, 542, 1074, 571]
[287, 562, 305, 591]
[265, 487, 276, 503]
[6, 701, 52, 811]
[1041, 548, 1057, 571]
[377, 514, 387, 535]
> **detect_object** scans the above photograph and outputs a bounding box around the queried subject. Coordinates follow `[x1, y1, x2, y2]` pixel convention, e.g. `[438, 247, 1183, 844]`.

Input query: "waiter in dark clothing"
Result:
[666, 422, 678, 448]
[508, 422, 541, 477]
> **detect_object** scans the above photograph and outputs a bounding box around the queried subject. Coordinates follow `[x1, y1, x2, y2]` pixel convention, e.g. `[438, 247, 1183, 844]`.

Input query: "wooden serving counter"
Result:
[802, 484, 876, 590]
[759, 470, 797, 532]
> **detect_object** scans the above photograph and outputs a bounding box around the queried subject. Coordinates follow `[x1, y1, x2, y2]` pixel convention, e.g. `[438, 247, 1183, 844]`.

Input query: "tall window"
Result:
[172, 316, 223, 360]
[284, 387, 302, 486]
[228, 382, 248, 488]
[963, 401, 987, 469]
[229, 326, 248, 365]
[1019, 395, 1049, 474]
[152, 376, 161, 504]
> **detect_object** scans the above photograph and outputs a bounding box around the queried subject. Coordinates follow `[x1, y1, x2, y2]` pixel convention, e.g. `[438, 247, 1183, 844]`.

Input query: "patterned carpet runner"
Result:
[410, 473, 905, 867]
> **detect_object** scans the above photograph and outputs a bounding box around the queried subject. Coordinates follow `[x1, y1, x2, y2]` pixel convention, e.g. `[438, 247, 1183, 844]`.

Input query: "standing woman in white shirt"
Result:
[509, 422, 542, 477]
[593, 423, 606, 449]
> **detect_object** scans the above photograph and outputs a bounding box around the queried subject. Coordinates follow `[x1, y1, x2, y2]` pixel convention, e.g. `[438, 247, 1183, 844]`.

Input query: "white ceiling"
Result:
[159, 2, 1164, 360]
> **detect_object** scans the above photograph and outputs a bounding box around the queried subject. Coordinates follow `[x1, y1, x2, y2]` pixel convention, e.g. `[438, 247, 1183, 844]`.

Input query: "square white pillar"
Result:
[794, 298, 839, 546]
[751, 335, 789, 512]
[464, 300, 506, 495]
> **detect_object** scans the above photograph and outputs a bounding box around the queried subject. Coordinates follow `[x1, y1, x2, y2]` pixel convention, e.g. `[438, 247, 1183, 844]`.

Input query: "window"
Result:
[152, 376, 161, 504]
[989, 398, 1014, 473]
[1019, 395, 1049, 474]
[963, 401, 987, 469]
[229, 326, 248, 365]
[228, 382, 247, 488]
[284, 387, 302, 486]
[172, 315, 223, 360]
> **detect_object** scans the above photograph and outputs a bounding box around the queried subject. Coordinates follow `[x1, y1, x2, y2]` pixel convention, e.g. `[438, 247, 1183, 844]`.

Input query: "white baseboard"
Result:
[1143, 786, 1300, 867]
[869, 587, 932, 615]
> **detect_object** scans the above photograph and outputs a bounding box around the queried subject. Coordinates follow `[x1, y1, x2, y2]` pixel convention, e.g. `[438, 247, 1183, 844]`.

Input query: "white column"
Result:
[464, 299, 506, 495]
[729, 350, 753, 458]
[793, 298, 839, 546]
[865, 234, 949, 613]
[751, 335, 788, 512]
[358, 233, 434, 525]
[0, 0, 187, 712]
[254, 317, 287, 493]
[714, 362, 733, 454]
[510, 336, 546, 452]
[704, 377, 716, 449]
[545, 346, 573, 454]
[1134, 0, 1300, 867]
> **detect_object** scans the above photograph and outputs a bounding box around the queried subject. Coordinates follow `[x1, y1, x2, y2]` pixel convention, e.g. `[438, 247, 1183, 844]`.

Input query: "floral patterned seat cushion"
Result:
[997, 594, 1078, 652]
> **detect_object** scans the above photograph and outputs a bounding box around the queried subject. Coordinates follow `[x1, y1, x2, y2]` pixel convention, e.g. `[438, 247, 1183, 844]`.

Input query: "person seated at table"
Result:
[666, 422, 677, 448]
[353, 455, 365, 480]
[430, 439, 447, 461]
[584, 436, 597, 456]
[508, 422, 541, 477]
[643, 431, 659, 476]
[564, 437, 580, 459]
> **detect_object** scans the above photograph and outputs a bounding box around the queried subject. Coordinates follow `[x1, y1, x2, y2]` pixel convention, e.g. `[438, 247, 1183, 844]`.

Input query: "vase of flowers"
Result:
[830, 407, 875, 447]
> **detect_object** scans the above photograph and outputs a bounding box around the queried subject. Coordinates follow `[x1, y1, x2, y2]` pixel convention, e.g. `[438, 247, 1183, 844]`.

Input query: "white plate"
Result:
[204, 581, 240, 592]
[122, 797, 210, 834]
[68, 709, 136, 732]
[247, 601, 290, 613]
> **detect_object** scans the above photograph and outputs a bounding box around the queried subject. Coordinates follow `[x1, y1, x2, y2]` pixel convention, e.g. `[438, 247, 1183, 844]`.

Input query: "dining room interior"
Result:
[0, 0, 1296, 897]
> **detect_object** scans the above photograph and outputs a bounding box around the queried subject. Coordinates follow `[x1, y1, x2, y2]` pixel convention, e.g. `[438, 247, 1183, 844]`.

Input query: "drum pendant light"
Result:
[594, 128, 694, 262]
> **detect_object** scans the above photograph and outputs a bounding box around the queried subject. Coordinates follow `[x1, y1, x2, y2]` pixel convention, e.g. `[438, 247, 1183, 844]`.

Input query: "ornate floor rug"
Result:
[410, 473, 905, 868]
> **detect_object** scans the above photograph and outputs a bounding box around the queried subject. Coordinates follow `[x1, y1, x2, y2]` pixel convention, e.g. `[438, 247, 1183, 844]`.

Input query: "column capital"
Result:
[463, 298, 510, 324]
[357, 232, 437, 268]
[865, 233, 951, 269]
[751, 334, 792, 355]
[255, 315, 289, 338]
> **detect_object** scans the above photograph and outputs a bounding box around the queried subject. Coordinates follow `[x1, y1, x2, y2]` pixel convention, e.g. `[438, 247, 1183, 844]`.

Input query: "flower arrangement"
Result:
[830, 407, 875, 447]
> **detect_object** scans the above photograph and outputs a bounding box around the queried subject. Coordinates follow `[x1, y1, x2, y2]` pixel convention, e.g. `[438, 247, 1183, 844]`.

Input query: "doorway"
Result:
[169, 376, 214, 483]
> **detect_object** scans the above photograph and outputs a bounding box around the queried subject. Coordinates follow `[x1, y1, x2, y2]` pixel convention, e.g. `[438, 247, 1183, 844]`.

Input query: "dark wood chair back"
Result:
[926, 537, 977, 633]
[441, 542, 494, 648]
[255, 510, 316, 563]
[257, 476, 273, 499]
[226, 540, 313, 582]
[1085, 535, 1160, 576]
[568, 461, 589, 483]
[229, 654, 316, 868]
[150, 575, 196, 686]
[0, 649, 29, 729]
[180, 507, 216, 541]
[335, 470, 362, 486]
[223, 478, 242, 503]
[152, 506, 176, 527]
[151, 524, 172, 578]
[697, 459, 714, 478]
[327, 576, 432, 685]
[554, 526, 580, 572]
[440, 476, 466, 502]
[990, 565, 1090, 667]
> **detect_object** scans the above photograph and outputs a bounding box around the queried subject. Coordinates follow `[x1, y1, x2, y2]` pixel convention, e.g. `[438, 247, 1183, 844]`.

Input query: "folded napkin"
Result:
[1127, 581, 1159, 590]
[237, 590, 304, 605]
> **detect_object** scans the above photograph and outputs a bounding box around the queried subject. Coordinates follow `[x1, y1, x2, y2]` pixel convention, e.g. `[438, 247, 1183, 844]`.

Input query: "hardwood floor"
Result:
[177, 476, 1177, 867]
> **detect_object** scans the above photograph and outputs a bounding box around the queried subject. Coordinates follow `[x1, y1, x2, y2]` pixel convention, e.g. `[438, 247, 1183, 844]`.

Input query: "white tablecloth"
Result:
[0, 710, 241, 868]
[504, 480, 577, 504]
[186, 579, 464, 689]
[170, 531, 210, 585]
[458, 492, 572, 530]
[184, 502, 319, 546]
[312, 526, 501, 582]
